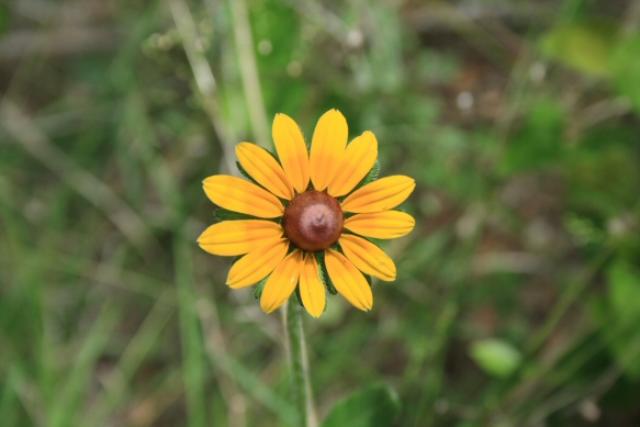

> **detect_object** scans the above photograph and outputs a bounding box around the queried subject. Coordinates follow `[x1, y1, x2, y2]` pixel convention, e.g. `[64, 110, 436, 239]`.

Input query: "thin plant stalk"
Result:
[284, 301, 317, 427]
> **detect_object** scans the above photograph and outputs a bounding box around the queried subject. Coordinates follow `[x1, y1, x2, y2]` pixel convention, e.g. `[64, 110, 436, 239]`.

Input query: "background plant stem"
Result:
[284, 302, 317, 427]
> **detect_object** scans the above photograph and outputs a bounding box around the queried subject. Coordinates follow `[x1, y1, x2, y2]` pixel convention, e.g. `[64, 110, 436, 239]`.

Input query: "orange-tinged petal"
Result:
[236, 143, 294, 200]
[260, 250, 304, 313]
[324, 249, 373, 311]
[339, 234, 396, 281]
[203, 175, 284, 218]
[272, 114, 309, 193]
[226, 239, 289, 288]
[341, 175, 415, 213]
[197, 220, 283, 256]
[328, 131, 378, 197]
[299, 254, 326, 317]
[343, 211, 415, 239]
[310, 109, 348, 191]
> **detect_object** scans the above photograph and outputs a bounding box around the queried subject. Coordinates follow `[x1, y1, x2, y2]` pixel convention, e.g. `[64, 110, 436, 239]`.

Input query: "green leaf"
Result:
[611, 34, 640, 115]
[363, 160, 380, 185]
[540, 22, 618, 78]
[501, 97, 565, 174]
[470, 339, 522, 378]
[321, 384, 400, 427]
[608, 260, 640, 322]
[316, 251, 337, 295]
[564, 214, 605, 246]
[349, 160, 380, 195]
[564, 129, 640, 215]
[0, 4, 8, 35]
[254, 277, 267, 300]
[600, 260, 640, 379]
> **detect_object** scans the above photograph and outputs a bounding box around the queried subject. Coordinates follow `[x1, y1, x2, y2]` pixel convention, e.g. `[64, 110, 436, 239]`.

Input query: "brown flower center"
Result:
[283, 191, 343, 251]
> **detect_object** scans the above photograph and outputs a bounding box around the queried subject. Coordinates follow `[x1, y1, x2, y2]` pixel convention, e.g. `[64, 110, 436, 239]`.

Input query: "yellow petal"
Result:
[339, 234, 396, 281]
[226, 239, 289, 288]
[328, 131, 378, 197]
[203, 175, 284, 218]
[299, 254, 326, 317]
[324, 249, 373, 311]
[341, 175, 415, 213]
[260, 250, 304, 313]
[197, 220, 283, 256]
[236, 143, 294, 200]
[272, 114, 310, 193]
[343, 211, 416, 239]
[310, 109, 348, 191]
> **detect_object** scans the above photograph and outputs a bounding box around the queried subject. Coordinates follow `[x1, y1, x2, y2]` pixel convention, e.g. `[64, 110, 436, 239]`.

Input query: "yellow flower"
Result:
[198, 109, 415, 317]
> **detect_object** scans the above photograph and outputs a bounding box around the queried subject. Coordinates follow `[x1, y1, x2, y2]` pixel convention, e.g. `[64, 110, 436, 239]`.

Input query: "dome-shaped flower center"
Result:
[283, 191, 343, 251]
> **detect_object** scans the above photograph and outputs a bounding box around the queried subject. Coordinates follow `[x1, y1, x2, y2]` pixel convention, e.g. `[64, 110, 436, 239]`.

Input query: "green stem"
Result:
[285, 302, 316, 427]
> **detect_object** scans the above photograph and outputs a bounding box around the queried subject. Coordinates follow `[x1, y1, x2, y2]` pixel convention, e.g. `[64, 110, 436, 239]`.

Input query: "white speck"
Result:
[608, 213, 635, 237]
[530, 62, 547, 83]
[579, 399, 600, 422]
[346, 29, 364, 48]
[456, 91, 474, 111]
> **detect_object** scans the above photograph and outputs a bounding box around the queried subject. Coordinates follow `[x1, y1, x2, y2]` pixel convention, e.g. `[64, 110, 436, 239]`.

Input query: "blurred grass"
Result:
[1, 0, 640, 426]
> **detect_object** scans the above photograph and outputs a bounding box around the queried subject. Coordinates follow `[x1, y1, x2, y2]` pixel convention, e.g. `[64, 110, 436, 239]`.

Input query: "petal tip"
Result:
[225, 273, 237, 287]
[380, 268, 397, 281]
[274, 112, 290, 122]
[307, 309, 322, 318]
[259, 300, 272, 313]
[262, 304, 279, 314]
[361, 130, 376, 140]
[195, 229, 207, 244]
[234, 142, 249, 155]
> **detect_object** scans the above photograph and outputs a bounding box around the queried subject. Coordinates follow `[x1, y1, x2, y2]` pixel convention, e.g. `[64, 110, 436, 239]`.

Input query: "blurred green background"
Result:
[1, 0, 640, 426]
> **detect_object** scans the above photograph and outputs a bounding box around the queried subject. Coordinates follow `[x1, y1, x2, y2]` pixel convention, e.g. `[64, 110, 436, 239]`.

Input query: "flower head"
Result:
[198, 109, 415, 317]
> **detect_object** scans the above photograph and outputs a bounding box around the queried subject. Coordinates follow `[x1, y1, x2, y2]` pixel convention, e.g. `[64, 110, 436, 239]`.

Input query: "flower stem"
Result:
[284, 301, 316, 427]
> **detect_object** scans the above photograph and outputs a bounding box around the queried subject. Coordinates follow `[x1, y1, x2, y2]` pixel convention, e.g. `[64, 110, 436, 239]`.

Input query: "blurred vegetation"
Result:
[1, 0, 640, 426]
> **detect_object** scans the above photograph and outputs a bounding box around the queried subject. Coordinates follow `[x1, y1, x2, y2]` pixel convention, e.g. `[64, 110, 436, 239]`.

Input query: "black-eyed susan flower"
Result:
[198, 109, 415, 317]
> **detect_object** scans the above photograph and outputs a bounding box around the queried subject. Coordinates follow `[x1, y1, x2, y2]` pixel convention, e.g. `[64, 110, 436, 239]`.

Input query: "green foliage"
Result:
[251, 0, 307, 116]
[593, 260, 640, 379]
[564, 126, 640, 216]
[254, 276, 268, 300]
[316, 251, 337, 295]
[0, 4, 8, 35]
[502, 97, 566, 174]
[611, 34, 640, 114]
[607, 261, 640, 322]
[2, 0, 640, 426]
[540, 20, 640, 116]
[348, 160, 380, 196]
[470, 339, 522, 378]
[321, 384, 400, 427]
[540, 22, 618, 77]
